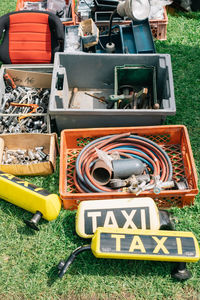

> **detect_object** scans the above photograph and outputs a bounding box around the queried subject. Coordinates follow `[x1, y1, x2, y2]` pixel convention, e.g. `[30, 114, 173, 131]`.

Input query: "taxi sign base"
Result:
[171, 262, 192, 281]
[24, 211, 42, 231]
[57, 228, 199, 280]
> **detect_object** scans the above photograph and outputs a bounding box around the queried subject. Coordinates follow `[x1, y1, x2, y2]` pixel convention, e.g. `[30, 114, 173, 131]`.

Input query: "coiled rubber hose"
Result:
[74, 132, 173, 193]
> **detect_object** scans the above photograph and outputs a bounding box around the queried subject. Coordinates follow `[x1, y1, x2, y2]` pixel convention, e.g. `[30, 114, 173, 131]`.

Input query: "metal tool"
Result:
[136, 87, 148, 108]
[108, 85, 151, 109]
[175, 179, 189, 190]
[110, 174, 150, 189]
[128, 175, 175, 196]
[84, 92, 106, 103]
[10, 103, 39, 120]
[68, 87, 78, 108]
[108, 93, 133, 109]
[0, 95, 11, 114]
[3, 73, 16, 89]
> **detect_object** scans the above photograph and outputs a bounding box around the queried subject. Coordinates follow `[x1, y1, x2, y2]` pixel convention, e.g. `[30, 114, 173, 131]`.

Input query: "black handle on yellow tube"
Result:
[24, 211, 43, 231]
[0, 171, 61, 230]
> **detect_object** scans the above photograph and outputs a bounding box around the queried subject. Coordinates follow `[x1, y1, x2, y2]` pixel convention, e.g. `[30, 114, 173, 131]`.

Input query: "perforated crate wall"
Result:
[96, 8, 168, 41]
[149, 7, 168, 41]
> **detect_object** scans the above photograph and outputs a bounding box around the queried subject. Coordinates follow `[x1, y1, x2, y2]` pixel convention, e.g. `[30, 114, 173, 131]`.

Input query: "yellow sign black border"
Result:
[91, 228, 200, 262]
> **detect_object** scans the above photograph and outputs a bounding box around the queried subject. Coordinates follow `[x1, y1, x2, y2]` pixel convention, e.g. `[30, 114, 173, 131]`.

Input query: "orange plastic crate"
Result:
[60, 125, 198, 210]
[95, 8, 168, 41]
[16, 0, 42, 10]
[16, 0, 76, 25]
[65, 4, 168, 40]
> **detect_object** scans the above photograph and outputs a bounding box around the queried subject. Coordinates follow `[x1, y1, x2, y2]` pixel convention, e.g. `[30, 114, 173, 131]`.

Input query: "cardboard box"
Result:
[5, 68, 52, 89]
[79, 19, 99, 48]
[0, 133, 58, 176]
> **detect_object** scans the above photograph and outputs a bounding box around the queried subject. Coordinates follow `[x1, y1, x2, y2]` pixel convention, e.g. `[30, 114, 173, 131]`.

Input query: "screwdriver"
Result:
[85, 92, 106, 103]
[4, 73, 16, 89]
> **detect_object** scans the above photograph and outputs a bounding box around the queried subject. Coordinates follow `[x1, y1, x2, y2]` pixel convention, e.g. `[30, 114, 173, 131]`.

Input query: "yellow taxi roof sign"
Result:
[91, 227, 200, 263]
[76, 197, 160, 238]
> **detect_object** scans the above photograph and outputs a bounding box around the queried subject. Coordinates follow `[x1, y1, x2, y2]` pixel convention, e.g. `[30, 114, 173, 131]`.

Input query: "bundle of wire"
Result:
[74, 132, 173, 193]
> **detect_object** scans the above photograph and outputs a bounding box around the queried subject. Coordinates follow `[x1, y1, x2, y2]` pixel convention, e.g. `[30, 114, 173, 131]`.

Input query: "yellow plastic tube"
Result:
[0, 171, 61, 230]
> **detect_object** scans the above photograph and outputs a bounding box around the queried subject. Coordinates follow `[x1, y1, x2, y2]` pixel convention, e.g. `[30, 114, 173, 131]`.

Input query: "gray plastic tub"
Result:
[49, 53, 175, 131]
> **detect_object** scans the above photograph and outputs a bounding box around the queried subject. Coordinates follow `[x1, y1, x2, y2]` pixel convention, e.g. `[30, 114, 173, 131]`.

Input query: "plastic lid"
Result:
[131, 0, 150, 20]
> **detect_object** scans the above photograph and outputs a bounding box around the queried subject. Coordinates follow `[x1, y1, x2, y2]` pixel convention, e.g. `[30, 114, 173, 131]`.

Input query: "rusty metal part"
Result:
[91, 159, 112, 186]
[132, 92, 137, 109]
[110, 174, 151, 190]
[137, 88, 148, 108]
[175, 179, 189, 190]
[84, 92, 106, 103]
[10, 103, 39, 120]
[109, 178, 127, 189]
[153, 103, 160, 109]
[68, 87, 78, 108]
[4, 73, 16, 89]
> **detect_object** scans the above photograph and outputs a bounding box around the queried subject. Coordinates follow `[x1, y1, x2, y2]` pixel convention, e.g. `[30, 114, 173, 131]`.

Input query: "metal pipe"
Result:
[112, 158, 145, 179]
[91, 159, 112, 185]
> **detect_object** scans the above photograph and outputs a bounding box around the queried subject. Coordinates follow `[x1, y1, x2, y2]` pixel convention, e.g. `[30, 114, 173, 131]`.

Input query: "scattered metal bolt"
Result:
[35, 147, 44, 151]
[1, 81, 50, 133]
[28, 150, 35, 160]
[1, 148, 49, 165]
[37, 150, 47, 160]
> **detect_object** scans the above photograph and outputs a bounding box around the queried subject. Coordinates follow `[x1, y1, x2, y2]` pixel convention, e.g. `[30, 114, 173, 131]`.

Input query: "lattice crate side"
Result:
[150, 22, 167, 41]
[153, 194, 184, 208]
[65, 134, 187, 195]
[180, 132, 197, 191]
[149, 7, 168, 41]
[66, 136, 96, 193]
[140, 134, 188, 186]
[66, 149, 79, 193]
[75, 4, 168, 39]
[141, 133, 171, 144]
[163, 144, 187, 182]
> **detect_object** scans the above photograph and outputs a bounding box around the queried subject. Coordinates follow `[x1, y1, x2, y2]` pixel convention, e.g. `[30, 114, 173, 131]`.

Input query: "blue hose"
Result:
[75, 133, 173, 193]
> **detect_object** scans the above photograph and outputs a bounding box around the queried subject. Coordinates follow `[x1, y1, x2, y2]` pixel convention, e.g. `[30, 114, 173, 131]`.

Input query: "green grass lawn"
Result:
[0, 1, 200, 299]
